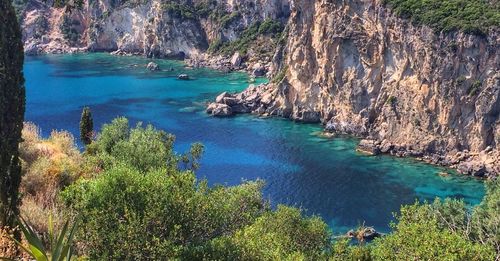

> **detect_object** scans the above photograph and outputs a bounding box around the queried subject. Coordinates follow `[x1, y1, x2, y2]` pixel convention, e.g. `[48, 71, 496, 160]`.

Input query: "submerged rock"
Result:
[178, 74, 190, 80]
[146, 62, 160, 71]
[347, 227, 381, 241]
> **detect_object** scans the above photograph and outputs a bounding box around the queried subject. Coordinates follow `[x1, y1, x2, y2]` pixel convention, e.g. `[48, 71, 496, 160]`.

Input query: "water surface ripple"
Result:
[24, 53, 485, 233]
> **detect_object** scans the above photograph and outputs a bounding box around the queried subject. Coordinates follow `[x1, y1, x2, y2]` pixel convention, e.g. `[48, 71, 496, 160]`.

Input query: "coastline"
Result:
[25, 49, 498, 179]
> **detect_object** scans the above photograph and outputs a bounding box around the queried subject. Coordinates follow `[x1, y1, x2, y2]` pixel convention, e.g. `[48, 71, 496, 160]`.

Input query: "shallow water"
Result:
[24, 53, 485, 233]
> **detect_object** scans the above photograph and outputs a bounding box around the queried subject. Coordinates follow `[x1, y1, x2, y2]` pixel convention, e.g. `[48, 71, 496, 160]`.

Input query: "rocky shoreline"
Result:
[206, 84, 499, 179]
[25, 47, 499, 178]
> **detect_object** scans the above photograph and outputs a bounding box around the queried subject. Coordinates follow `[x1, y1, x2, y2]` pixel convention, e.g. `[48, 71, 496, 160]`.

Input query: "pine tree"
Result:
[80, 106, 94, 146]
[0, 0, 26, 227]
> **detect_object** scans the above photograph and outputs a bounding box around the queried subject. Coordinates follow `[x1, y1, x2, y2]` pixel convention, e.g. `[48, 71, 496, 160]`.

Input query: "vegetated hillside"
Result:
[383, 0, 499, 35]
[2, 118, 499, 260]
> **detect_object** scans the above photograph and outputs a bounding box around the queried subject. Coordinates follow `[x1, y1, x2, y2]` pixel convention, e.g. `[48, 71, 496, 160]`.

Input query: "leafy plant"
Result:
[1, 216, 77, 261]
[468, 80, 482, 96]
[383, 0, 499, 35]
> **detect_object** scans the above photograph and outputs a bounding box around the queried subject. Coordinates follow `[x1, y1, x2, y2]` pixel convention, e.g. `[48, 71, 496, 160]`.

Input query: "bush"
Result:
[213, 19, 284, 55]
[162, 3, 196, 20]
[468, 80, 482, 96]
[19, 124, 82, 207]
[61, 166, 267, 259]
[371, 202, 495, 261]
[383, 0, 500, 35]
[59, 15, 80, 44]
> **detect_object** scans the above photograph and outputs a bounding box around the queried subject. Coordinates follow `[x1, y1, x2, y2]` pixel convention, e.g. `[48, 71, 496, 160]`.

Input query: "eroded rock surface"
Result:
[208, 0, 499, 177]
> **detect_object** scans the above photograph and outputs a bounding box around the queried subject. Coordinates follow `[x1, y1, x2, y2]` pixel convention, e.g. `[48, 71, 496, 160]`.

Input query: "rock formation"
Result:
[19, 0, 499, 177]
[206, 0, 499, 177]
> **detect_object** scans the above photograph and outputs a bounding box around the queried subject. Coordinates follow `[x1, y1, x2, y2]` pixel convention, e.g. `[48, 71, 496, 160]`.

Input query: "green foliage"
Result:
[162, 2, 196, 20]
[386, 96, 397, 105]
[2, 216, 77, 261]
[383, 0, 500, 35]
[61, 166, 267, 259]
[272, 66, 288, 83]
[371, 202, 495, 261]
[0, 0, 25, 228]
[79, 107, 93, 146]
[86, 117, 183, 172]
[471, 179, 500, 258]
[188, 206, 331, 261]
[330, 239, 372, 261]
[211, 19, 284, 55]
[228, 206, 330, 260]
[219, 12, 241, 28]
[258, 19, 284, 35]
[59, 15, 80, 44]
[468, 80, 482, 96]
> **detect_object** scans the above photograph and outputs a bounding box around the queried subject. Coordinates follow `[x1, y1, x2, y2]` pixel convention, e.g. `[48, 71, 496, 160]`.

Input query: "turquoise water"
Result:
[24, 53, 485, 233]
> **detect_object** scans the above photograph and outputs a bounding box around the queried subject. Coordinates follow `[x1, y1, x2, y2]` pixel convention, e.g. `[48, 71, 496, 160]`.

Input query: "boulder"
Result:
[216, 92, 231, 103]
[346, 227, 380, 241]
[380, 140, 393, 153]
[457, 161, 487, 177]
[231, 52, 243, 67]
[206, 103, 232, 117]
[146, 62, 160, 71]
[178, 74, 190, 80]
[252, 63, 266, 77]
[357, 139, 381, 155]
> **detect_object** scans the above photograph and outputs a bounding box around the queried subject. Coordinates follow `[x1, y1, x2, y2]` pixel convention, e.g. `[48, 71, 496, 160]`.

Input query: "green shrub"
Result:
[59, 15, 80, 44]
[370, 200, 495, 261]
[162, 2, 196, 20]
[383, 0, 500, 35]
[213, 19, 284, 55]
[61, 166, 267, 259]
[468, 80, 482, 96]
[471, 179, 500, 258]
[190, 206, 331, 260]
[272, 66, 288, 83]
[85, 117, 202, 173]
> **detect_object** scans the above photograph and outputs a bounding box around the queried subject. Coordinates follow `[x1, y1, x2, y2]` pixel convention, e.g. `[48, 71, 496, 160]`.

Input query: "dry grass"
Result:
[0, 227, 19, 258]
[20, 123, 83, 203]
[17, 122, 84, 247]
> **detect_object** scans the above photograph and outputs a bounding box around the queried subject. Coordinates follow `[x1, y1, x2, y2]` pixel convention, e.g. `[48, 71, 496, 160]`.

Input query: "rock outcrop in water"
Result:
[19, 0, 499, 177]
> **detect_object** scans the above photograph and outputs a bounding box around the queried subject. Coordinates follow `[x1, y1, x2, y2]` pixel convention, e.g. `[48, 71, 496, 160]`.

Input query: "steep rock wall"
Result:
[21, 0, 290, 59]
[209, 0, 499, 175]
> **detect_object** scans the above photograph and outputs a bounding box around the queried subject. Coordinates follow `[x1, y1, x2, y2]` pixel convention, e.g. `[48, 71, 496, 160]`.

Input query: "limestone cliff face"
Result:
[275, 0, 499, 153]
[209, 0, 499, 175]
[21, 0, 290, 59]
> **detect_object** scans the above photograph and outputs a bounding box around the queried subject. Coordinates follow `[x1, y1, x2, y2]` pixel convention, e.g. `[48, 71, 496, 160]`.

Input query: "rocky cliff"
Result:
[21, 0, 289, 65]
[20, 0, 499, 176]
[207, 0, 499, 177]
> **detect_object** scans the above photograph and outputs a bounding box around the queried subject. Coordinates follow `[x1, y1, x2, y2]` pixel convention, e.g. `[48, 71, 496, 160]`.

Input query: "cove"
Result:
[24, 53, 485, 234]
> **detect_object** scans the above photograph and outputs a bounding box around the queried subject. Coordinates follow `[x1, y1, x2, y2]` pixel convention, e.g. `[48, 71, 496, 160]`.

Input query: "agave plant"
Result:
[1, 216, 78, 261]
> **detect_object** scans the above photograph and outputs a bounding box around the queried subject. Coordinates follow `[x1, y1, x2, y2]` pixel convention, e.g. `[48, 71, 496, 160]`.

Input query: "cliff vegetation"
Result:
[383, 0, 500, 35]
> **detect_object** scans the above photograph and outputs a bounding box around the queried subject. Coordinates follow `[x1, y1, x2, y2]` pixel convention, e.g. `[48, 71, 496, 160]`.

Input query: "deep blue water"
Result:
[24, 53, 485, 233]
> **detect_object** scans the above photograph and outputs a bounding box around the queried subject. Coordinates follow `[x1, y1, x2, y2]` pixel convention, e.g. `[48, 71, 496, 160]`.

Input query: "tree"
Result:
[79, 106, 93, 146]
[0, 0, 26, 227]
